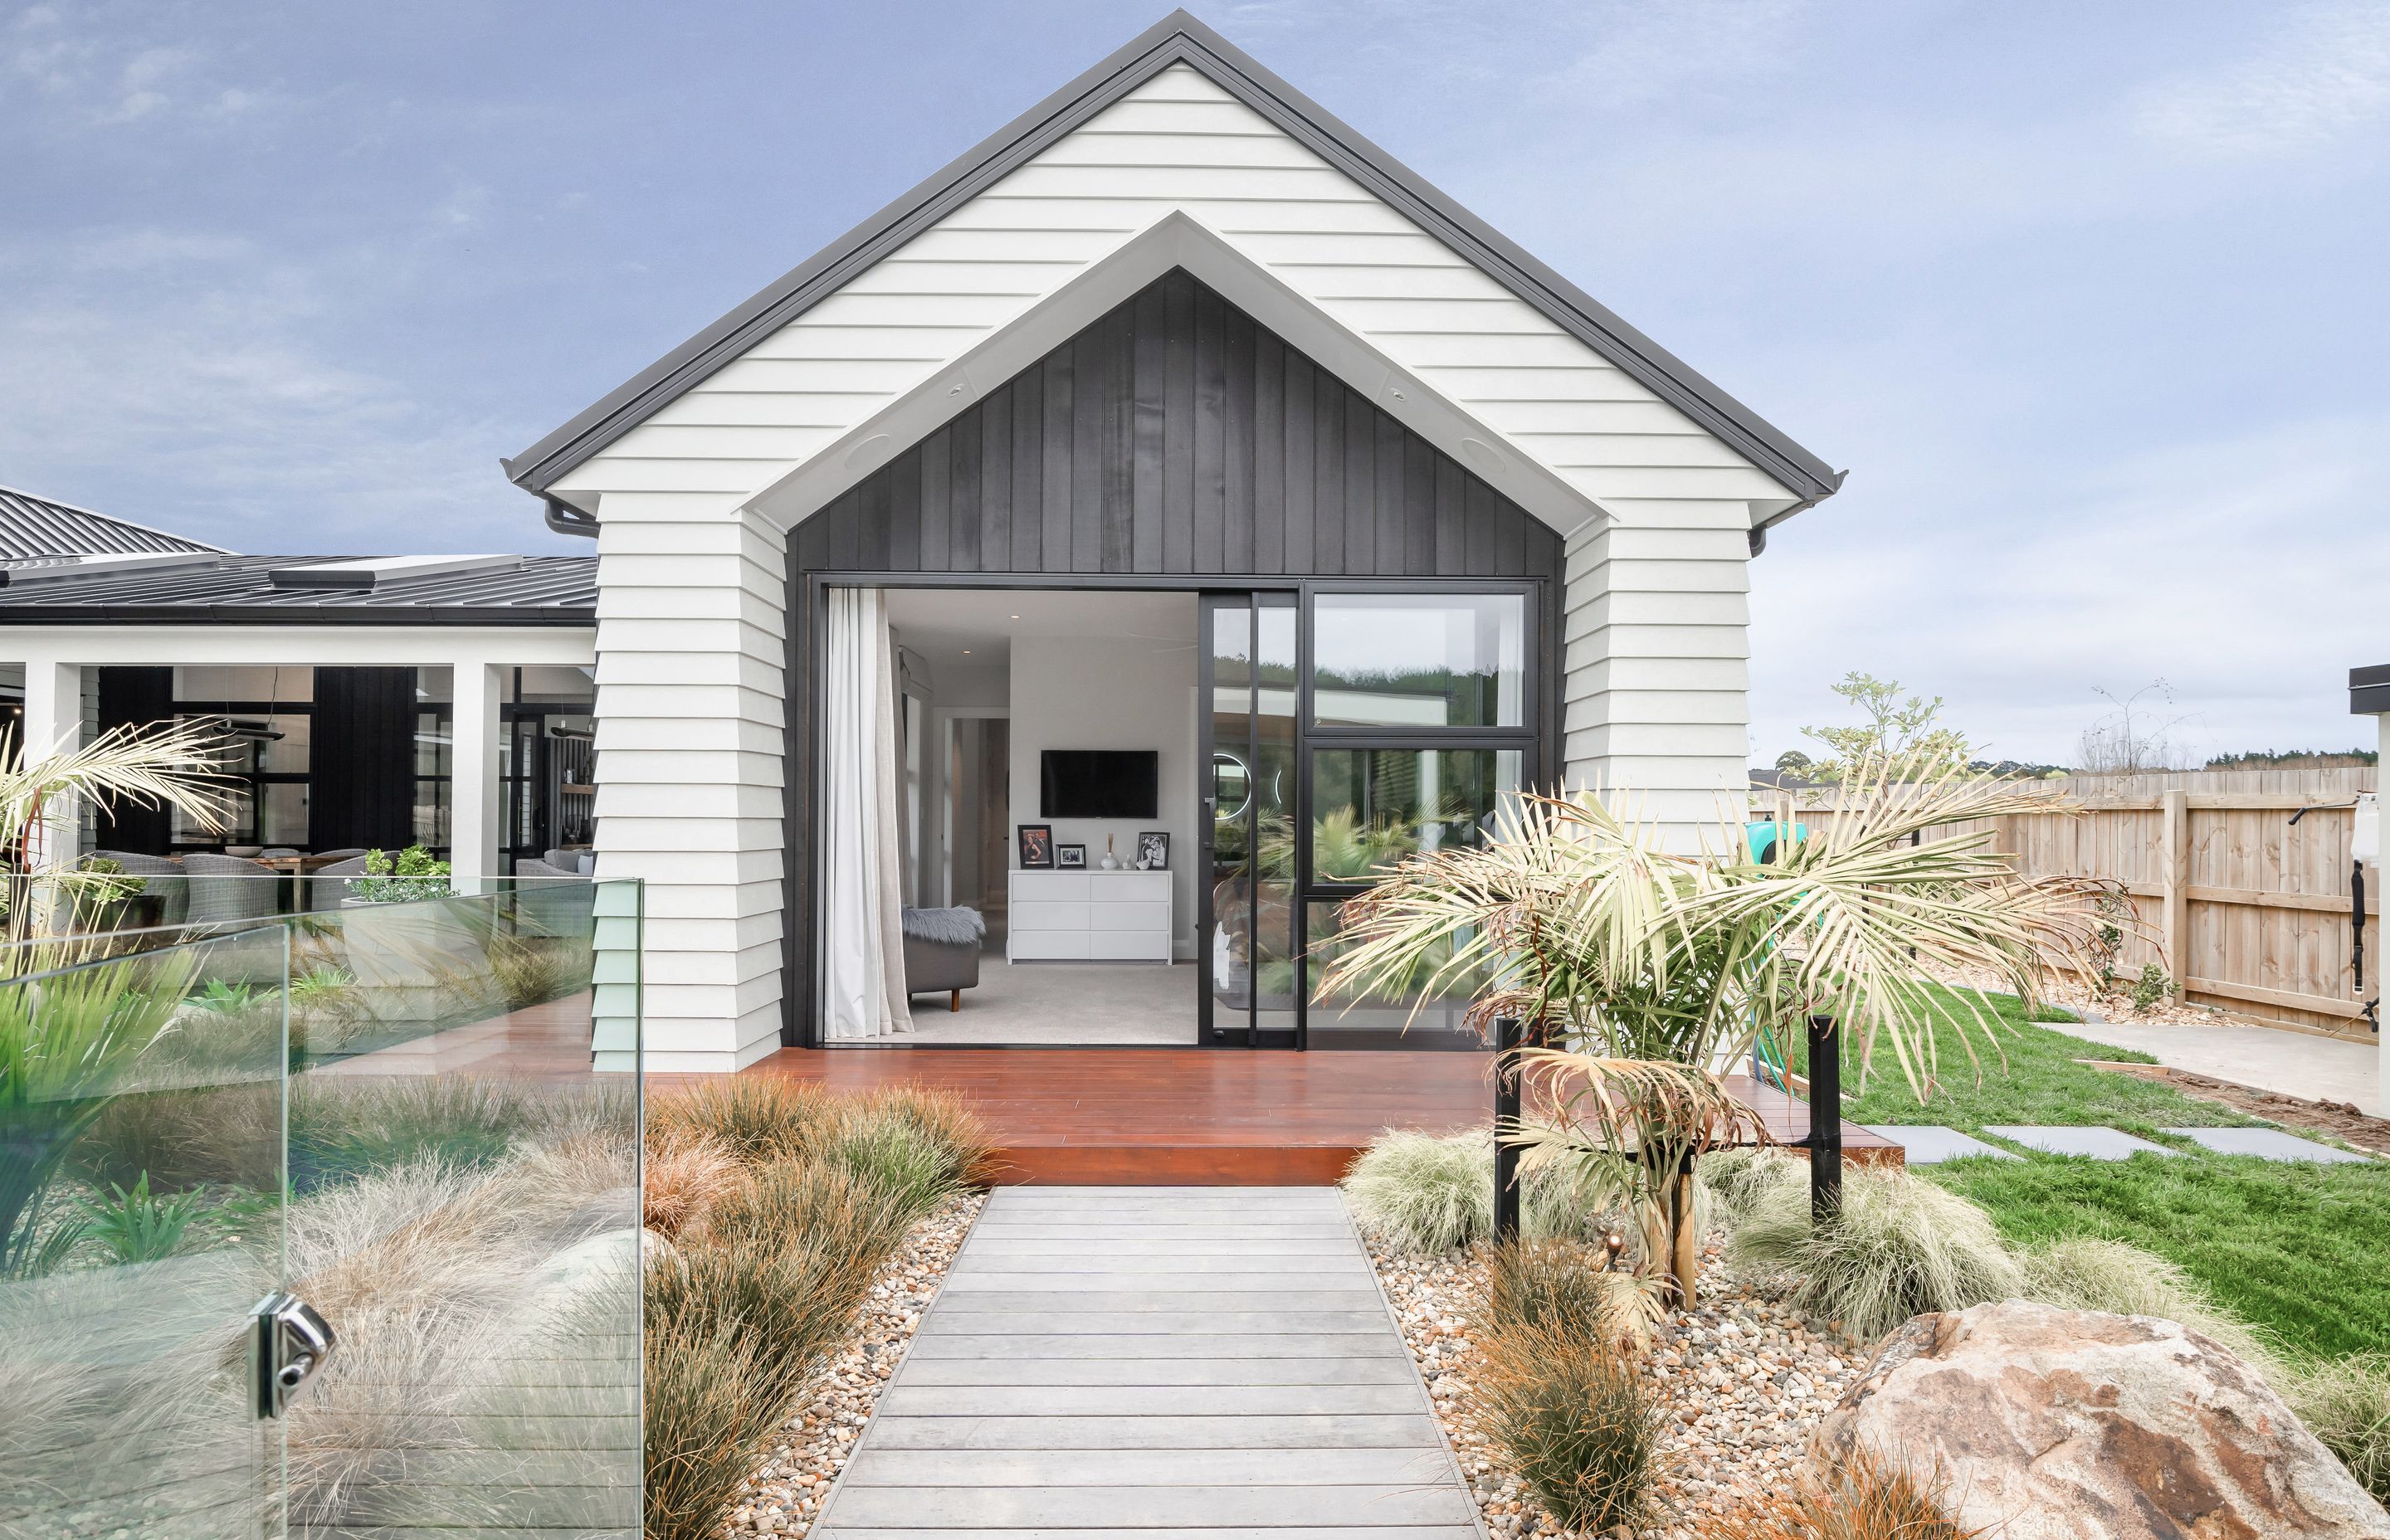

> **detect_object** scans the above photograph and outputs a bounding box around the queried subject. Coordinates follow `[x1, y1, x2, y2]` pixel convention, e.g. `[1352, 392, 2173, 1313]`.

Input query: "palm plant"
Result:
[0, 721, 237, 1273]
[1320, 753, 2107, 1300]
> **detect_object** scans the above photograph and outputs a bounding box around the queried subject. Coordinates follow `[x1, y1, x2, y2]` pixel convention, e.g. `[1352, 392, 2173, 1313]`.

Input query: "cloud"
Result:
[0, 228, 530, 553]
[2134, 1, 2390, 157]
[1748, 409, 2390, 766]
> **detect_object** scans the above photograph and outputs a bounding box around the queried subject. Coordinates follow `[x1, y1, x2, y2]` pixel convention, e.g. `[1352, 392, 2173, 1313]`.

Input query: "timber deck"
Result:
[735, 1046, 1901, 1184]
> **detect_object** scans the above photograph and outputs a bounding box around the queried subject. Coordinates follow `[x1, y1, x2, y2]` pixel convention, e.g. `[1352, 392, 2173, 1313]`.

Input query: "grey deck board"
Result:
[862, 1415, 1446, 1451]
[812, 1187, 1479, 1537]
[844, 1448, 1461, 1486]
[826, 1487, 1478, 1528]
[916, 1309, 1393, 1335]
[899, 1357, 1422, 1386]
[907, 1333, 1407, 1359]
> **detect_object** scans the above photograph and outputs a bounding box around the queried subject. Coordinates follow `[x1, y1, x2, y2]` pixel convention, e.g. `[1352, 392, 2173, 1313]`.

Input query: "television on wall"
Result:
[1040, 749, 1158, 819]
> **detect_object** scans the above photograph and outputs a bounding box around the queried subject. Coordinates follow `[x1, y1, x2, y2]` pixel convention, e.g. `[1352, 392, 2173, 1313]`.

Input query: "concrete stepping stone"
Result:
[1863, 1126, 2019, 1164]
[1983, 1125, 2180, 1159]
[2165, 1127, 2376, 1164]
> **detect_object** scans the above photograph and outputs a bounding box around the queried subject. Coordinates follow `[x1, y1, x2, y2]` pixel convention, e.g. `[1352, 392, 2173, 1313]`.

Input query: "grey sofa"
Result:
[901, 907, 984, 1012]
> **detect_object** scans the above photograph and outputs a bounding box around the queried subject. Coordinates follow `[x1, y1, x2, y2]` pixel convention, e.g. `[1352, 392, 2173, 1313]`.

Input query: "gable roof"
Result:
[504, 9, 1844, 511]
[0, 484, 232, 559]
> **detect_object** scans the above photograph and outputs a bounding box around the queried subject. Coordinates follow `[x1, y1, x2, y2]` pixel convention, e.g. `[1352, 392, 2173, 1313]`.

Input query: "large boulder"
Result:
[1814, 1300, 2388, 1539]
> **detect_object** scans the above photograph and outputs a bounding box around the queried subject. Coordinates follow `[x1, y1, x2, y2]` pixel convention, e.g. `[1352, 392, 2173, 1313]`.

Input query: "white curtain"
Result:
[822, 587, 914, 1039]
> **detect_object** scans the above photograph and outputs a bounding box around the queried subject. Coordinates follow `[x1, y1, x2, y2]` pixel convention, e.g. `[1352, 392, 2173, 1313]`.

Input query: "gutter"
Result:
[544, 498, 599, 539]
[1748, 486, 1842, 558]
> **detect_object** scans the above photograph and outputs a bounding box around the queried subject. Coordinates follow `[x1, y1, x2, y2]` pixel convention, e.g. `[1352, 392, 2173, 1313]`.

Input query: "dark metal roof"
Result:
[0, 554, 596, 626]
[505, 8, 1845, 511]
[0, 484, 231, 559]
[2354, 665, 2390, 715]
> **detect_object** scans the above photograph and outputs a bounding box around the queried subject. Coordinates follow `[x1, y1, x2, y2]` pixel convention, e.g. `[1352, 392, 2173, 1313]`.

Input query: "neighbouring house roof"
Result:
[0, 484, 232, 559]
[0, 553, 597, 626]
[503, 8, 1845, 513]
[2355, 665, 2390, 715]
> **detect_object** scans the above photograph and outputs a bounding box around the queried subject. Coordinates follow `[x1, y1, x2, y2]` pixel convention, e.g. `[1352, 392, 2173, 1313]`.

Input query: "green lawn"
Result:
[1783, 983, 2251, 1137]
[1783, 985, 2390, 1359]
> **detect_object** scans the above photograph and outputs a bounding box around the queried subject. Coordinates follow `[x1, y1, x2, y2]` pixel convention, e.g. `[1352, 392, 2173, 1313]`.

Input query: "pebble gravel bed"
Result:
[1369, 1233, 1857, 1538]
[724, 1189, 984, 1538]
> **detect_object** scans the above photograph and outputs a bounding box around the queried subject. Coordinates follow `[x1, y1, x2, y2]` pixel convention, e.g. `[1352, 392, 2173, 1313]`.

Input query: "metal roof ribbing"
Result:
[503, 9, 1844, 513]
[0, 554, 595, 626]
[0, 484, 232, 559]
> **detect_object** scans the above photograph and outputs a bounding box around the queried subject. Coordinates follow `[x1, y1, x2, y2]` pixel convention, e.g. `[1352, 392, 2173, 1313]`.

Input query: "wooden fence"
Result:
[1761, 768, 2382, 1038]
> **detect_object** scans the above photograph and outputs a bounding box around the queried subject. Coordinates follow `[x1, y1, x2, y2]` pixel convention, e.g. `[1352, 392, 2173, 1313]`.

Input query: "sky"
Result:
[3, 0, 2385, 767]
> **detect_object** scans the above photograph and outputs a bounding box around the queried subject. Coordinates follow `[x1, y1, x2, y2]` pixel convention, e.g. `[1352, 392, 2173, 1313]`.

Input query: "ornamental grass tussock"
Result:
[639, 1081, 993, 1540]
[1471, 1318, 1669, 1534]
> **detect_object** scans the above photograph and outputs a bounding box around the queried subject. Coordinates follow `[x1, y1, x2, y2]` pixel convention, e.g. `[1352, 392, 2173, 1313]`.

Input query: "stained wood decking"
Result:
[737, 1047, 1900, 1183]
[811, 1186, 1480, 1540]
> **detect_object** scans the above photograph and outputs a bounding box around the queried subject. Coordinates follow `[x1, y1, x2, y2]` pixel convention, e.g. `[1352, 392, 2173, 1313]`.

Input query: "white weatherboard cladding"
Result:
[569, 65, 1782, 1066]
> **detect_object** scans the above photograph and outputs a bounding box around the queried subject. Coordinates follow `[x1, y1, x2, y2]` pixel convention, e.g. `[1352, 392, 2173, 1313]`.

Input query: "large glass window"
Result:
[1309, 747, 1523, 882]
[1311, 593, 1524, 729]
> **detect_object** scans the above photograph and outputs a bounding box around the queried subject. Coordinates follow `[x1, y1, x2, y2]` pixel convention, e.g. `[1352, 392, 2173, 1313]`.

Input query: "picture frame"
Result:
[1056, 843, 1087, 869]
[1017, 824, 1054, 869]
[1136, 831, 1169, 870]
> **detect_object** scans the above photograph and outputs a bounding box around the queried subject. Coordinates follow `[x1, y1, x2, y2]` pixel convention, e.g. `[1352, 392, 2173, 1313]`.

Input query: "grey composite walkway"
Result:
[814, 1185, 1481, 1539]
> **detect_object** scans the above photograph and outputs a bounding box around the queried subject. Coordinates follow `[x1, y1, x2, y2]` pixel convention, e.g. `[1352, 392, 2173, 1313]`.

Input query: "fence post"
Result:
[1493, 1015, 1522, 1242]
[2162, 787, 2188, 982]
[1807, 1013, 1842, 1224]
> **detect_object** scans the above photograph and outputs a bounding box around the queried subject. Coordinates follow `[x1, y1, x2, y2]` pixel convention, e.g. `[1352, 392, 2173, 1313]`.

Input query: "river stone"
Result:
[1813, 1300, 2388, 1539]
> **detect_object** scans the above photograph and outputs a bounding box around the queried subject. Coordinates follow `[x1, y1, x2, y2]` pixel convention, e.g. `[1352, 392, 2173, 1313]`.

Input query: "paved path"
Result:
[814, 1186, 1481, 1540]
[2064, 1010, 2380, 1114]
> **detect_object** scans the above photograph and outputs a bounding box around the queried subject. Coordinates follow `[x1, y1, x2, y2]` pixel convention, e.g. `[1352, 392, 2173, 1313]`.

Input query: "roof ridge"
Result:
[503, 8, 1841, 508]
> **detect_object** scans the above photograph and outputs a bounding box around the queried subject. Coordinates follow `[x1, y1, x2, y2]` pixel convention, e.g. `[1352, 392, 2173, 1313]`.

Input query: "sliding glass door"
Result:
[1198, 592, 1298, 1046]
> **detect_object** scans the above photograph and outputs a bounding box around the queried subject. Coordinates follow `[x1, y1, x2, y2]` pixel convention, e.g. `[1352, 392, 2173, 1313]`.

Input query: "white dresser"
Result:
[1007, 870, 1173, 962]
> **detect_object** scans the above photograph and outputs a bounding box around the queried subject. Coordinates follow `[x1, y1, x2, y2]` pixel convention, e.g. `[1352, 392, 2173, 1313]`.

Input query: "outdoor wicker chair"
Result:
[85, 850, 188, 928]
[180, 852, 281, 926]
[304, 855, 371, 909]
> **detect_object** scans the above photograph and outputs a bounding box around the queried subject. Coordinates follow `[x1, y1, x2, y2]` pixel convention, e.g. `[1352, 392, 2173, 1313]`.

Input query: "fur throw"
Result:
[901, 906, 987, 946]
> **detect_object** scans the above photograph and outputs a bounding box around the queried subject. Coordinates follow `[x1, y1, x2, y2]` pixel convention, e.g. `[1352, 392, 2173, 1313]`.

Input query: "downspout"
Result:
[544, 497, 599, 539]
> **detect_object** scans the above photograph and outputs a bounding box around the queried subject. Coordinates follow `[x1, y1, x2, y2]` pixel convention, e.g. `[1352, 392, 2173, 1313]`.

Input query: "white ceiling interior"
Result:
[882, 587, 1196, 679]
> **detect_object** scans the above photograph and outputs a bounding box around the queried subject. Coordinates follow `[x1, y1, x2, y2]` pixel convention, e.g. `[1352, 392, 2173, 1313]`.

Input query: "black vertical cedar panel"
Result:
[1156, 274, 1193, 574]
[1189, 282, 1225, 573]
[1070, 331, 1102, 573]
[313, 666, 416, 853]
[1246, 323, 1277, 573]
[1404, 434, 1436, 576]
[1464, 477, 1497, 577]
[1101, 305, 1136, 573]
[1342, 385, 1375, 574]
[1496, 492, 1528, 576]
[94, 666, 173, 853]
[948, 407, 981, 573]
[1373, 412, 1404, 575]
[1312, 373, 1344, 573]
[788, 270, 1566, 591]
[1280, 348, 1312, 575]
[1042, 349, 1074, 571]
[856, 474, 889, 570]
[1434, 456, 1464, 575]
[980, 392, 1011, 573]
[889, 459, 921, 573]
[920, 426, 950, 570]
[829, 480, 861, 570]
[1010, 370, 1041, 571]
[1130, 284, 1167, 576]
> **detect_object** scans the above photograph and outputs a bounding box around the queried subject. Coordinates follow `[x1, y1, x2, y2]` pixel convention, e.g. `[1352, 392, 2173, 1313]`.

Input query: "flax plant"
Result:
[1320, 753, 2109, 1300]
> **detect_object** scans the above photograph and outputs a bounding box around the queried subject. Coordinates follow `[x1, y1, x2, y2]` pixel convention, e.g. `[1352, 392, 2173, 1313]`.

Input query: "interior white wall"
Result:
[1008, 633, 1197, 958]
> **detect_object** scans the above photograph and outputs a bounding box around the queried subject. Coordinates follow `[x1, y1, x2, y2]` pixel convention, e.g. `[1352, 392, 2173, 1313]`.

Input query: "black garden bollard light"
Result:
[1493, 1015, 1524, 1241]
[1806, 1012, 1844, 1223]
